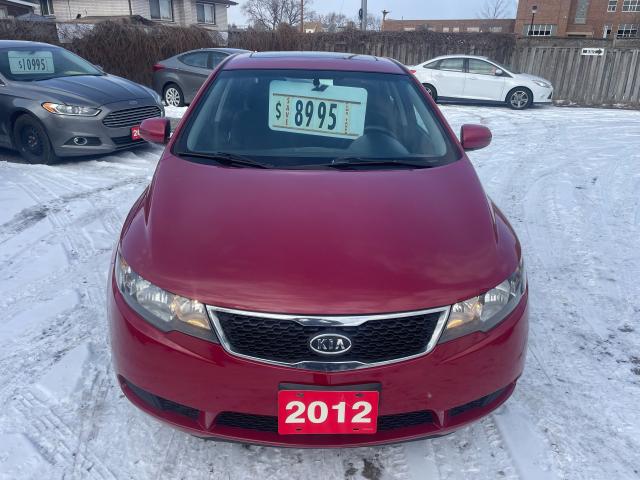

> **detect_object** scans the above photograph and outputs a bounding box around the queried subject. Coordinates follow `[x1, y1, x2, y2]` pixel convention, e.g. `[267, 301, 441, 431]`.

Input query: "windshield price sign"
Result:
[8, 51, 55, 75]
[268, 80, 368, 139]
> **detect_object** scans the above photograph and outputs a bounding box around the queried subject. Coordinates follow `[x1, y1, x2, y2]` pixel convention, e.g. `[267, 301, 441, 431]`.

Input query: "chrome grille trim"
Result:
[206, 305, 451, 371]
[103, 106, 162, 128]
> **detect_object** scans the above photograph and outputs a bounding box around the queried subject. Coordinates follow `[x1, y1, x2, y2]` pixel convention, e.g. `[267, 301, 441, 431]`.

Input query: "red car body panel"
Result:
[109, 52, 528, 446]
[122, 156, 519, 314]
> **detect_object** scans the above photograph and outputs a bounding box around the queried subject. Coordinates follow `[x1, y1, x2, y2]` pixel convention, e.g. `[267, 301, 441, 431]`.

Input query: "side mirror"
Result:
[140, 117, 170, 144]
[460, 124, 492, 151]
[495, 68, 503, 76]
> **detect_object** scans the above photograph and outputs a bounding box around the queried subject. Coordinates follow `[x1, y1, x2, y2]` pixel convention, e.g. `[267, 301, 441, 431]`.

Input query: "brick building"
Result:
[382, 18, 516, 34]
[515, 0, 640, 38]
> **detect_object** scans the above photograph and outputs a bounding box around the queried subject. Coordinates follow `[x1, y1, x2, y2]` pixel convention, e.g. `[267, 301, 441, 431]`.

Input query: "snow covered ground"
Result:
[1, 104, 639, 480]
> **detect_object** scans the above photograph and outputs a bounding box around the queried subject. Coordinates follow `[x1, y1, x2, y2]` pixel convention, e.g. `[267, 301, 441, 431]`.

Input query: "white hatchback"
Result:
[410, 55, 554, 110]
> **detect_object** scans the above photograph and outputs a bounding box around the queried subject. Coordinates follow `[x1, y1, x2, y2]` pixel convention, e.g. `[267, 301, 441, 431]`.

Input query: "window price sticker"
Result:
[268, 80, 368, 140]
[8, 51, 55, 75]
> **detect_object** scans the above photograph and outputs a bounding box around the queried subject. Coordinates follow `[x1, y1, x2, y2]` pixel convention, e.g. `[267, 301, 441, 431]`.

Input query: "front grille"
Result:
[378, 411, 433, 431]
[215, 411, 434, 433]
[111, 135, 146, 148]
[217, 412, 278, 432]
[213, 309, 444, 366]
[103, 105, 162, 128]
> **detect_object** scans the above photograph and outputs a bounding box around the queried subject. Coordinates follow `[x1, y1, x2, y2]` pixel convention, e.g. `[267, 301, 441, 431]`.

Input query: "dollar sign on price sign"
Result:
[275, 101, 282, 120]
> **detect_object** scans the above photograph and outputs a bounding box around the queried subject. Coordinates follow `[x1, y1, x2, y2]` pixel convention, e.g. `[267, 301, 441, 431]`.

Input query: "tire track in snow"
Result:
[12, 390, 117, 480]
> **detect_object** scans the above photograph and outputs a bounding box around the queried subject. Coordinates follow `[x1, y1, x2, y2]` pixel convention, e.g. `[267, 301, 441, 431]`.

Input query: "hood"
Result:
[121, 155, 520, 315]
[516, 72, 551, 84]
[13, 74, 154, 107]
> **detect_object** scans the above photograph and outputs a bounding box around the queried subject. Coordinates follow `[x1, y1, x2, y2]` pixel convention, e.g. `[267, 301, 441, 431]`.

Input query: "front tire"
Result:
[13, 115, 58, 165]
[163, 83, 185, 107]
[422, 83, 438, 102]
[506, 88, 533, 110]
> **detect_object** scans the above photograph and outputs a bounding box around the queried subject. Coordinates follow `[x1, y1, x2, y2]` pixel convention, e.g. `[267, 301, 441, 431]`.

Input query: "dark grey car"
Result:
[0, 40, 164, 164]
[152, 48, 250, 107]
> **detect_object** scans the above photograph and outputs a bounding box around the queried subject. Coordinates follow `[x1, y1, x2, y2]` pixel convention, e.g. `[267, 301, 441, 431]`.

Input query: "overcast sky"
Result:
[227, 0, 519, 26]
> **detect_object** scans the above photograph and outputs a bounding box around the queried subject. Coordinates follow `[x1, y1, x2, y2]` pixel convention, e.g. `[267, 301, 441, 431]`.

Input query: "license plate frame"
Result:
[278, 388, 379, 435]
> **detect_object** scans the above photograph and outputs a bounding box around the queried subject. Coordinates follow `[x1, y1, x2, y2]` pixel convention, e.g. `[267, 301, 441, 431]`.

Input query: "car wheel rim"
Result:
[425, 86, 433, 96]
[21, 126, 43, 156]
[511, 91, 529, 108]
[165, 88, 181, 107]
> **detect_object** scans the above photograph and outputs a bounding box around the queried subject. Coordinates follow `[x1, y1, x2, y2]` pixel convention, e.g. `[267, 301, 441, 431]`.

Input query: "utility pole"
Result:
[300, 0, 304, 33]
[360, 0, 368, 31]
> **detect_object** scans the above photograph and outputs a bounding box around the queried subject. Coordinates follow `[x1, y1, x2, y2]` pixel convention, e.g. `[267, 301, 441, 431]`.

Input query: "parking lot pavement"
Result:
[0, 105, 639, 480]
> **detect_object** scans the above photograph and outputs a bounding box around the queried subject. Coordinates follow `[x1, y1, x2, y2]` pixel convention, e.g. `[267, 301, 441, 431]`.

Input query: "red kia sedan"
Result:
[108, 51, 528, 447]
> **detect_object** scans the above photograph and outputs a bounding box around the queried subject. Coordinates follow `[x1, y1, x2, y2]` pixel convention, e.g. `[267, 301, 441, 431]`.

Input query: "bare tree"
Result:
[366, 14, 382, 31]
[310, 11, 382, 32]
[243, 0, 315, 30]
[313, 12, 351, 32]
[477, 0, 512, 19]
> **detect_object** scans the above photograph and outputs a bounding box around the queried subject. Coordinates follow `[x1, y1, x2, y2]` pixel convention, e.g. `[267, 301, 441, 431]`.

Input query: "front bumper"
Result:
[40, 99, 164, 157]
[108, 276, 528, 447]
[532, 85, 554, 104]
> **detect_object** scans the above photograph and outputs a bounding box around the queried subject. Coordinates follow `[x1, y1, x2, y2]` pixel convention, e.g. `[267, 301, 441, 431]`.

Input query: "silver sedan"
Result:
[152, 48, 250, 107]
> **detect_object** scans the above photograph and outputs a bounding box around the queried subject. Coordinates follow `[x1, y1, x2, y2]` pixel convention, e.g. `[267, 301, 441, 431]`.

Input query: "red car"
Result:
[108, 51, 528, 447]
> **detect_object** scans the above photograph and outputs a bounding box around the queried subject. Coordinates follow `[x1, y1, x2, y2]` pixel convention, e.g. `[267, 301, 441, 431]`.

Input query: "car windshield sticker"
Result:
[268, 80, 368, 140]
[8, 51, 54, 75]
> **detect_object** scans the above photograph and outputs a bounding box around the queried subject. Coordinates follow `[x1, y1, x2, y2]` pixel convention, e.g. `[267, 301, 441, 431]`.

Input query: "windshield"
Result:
[0, 46, 103, 81]
[174, 69, 459, 169]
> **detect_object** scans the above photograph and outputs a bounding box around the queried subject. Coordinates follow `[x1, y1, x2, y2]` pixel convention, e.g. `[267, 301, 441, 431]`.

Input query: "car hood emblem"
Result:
[309, 334, 352, 355]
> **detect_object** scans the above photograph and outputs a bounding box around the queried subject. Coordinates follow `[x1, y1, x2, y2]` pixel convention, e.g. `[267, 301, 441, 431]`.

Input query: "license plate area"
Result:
[131, 125, 141, 140]
[278, 388, 379, 435]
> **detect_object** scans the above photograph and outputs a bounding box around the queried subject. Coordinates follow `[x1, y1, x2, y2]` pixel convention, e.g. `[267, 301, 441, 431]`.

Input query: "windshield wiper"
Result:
[326, 157, 436, 169]
[176, 151, 271, 169]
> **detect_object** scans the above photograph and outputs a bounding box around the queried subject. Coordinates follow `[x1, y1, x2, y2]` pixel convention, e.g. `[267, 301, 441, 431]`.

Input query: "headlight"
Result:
[115, 251, 216, 342]
[42, 102, 101, 116]
[533, 80, 551, 88]
[439, 259, 526, 343]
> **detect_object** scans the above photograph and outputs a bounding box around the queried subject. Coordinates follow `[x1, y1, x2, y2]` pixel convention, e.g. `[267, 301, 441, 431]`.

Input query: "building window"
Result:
[0, 7, 7, 18]
[622, 0, 640, 11]
[490, 26, 503, 32]
[526, 24, 555, 36]
[452, 27, 460, 32]
[608, 0, 618, 11]
[574, 0, 590, 24]
[40, 0, 54, 15]
[466, 26, 480, 32]
[442, 27, 450, 32]
[603, 24, 612, 37]
[196, 2, 216, 24]
[617, 23, 639, 37]
[150, 0, 173, 21]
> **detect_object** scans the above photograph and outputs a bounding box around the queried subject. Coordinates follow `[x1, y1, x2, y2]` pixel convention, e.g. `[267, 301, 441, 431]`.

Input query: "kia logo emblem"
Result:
[309, 334, 352, 355]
